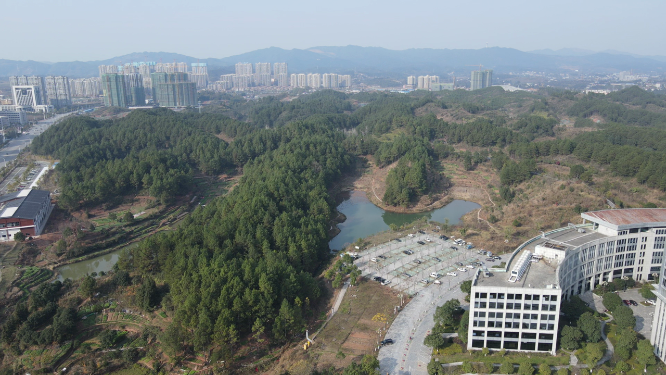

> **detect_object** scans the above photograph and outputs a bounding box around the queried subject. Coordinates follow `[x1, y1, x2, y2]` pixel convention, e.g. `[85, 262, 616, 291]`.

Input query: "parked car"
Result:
[439, 235, 449, 240]
[432, 257, 441, 262]
[451, 246, 458, 251]
[486, 258, 495, 262]
[418, 230, 426, 234]
[434, 279, 441, 284]
[378, 255, 387, 260]
[413, 259, 422, 264]
[466, 265, 474, 269]
[373, 276, 382, 282]
[403, 250, 414, 255]
[646, 300, 657, 305]
[393, 238, 402, 242]
[630, 300, 638, 306]
[426, 238, 431, 242]
[381, 279, 391, 286]
[417, 241, 426, 245]
[420, 279, 430, 284]
[457, 267, 468, 272]
[446, 272, 457, 277]
[430, 272, 440, 278]
[408, 233, 414, 237]
[380, 339, 394, 346]
[623, 300, 631, 306]
[494, 256, 502, 260]
[371, 258, 378, 262]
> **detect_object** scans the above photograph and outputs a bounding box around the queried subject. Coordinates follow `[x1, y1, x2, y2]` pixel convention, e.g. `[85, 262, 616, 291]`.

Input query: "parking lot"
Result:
[579, 288, 655, 338]
[353, 231, 500, 295]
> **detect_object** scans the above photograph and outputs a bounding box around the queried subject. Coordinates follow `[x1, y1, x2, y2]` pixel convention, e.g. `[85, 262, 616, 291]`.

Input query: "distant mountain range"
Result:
[1, 46, 665, 78]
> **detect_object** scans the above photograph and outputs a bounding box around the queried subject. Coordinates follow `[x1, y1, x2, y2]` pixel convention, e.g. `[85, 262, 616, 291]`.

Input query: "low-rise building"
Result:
[0, 189, 53, 240]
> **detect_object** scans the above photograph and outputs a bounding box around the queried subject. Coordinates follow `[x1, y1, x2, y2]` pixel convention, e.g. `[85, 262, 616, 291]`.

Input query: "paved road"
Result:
[1, 112, 73, 169]
[0, 166, 25, 194]
[378, 272, 473, 375]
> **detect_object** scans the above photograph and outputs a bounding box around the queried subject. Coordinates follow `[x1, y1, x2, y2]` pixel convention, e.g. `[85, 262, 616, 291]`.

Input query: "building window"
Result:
[507, 303, 513, 309]
[508, 294, 514, 299]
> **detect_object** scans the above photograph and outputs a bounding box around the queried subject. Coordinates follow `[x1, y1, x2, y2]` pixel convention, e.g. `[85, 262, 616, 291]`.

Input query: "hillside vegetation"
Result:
[5, 86, 666, 373]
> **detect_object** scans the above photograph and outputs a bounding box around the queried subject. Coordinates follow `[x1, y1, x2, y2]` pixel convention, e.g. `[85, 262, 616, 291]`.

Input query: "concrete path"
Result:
[378, 276, 472, 375]
[331, 281, 350, 315]
[598, 319, 614, 366]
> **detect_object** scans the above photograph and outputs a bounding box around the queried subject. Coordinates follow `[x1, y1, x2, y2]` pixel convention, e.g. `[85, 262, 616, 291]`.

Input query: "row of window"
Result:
[472, 331, 554, 340]
[474, 302, 558, 311]
[473, 320, 556, 330]
[473, 293, 557, 301]
[471, 339, 553, 351]
[473, 312, 556, 320]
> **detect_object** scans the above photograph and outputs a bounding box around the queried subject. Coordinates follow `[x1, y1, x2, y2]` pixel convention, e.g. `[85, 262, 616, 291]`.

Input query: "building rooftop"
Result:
[474, 226, 607, 289]
[582, 208, 666, 230]
[0, 189, 50, 220]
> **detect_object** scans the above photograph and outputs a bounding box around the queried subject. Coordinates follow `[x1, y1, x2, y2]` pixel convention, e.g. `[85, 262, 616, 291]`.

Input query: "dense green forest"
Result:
[19, 86, 666, 362]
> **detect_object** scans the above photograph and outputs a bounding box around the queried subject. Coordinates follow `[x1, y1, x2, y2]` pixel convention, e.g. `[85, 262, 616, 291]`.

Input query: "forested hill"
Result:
[31, 109, 252, 208]
[127, 120, 351, 350]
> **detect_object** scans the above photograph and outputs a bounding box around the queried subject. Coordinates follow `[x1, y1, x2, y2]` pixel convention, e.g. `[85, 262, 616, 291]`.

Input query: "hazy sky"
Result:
[2, 0, 665, 62]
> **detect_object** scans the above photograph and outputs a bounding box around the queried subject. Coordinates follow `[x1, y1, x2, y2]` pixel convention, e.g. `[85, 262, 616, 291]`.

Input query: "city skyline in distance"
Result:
[2, 0, 665, 62]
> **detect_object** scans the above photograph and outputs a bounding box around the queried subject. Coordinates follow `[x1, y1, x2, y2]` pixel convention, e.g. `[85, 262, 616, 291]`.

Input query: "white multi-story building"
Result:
[273, 62, 288, 76]
[469, 208, 666, 357]
[307, 73, 320, 88]
[276, 73, 288, 87]
[191, 63, 209, 89]
[322, 73, 338, 89]
[340, 75, 352, 88]
[235, 63, 253, 76]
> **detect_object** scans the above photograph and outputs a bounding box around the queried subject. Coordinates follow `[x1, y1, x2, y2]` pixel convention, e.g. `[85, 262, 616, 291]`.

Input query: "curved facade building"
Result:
[468, 208, 666, 359]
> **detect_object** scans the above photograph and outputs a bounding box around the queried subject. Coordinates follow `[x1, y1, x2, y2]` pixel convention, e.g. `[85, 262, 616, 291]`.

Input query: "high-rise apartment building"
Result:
[254, 63, 272, 86]
[307, 73, 321, 88]
[235, 63, 253, 76]
[124, 73, 146, 106]
[273, 63, 288, 76]
[340, 75, 352, 88]
[233, 75, 253, 91]
[151, 72, 197, 107]
[71, 78, 101, 98]
[471, 70, 493, 90]
[322, 73, 339, 89]
[101, 74, 127, 107]
[190, 63, 209, 90]
[407, 76, 417, 88]
[297, 74, 307, 88]
[44, 76, 71, 108]
[416, 75, 439, 90]
[276, 73, 288, 87]
[290, 74, 298, 87]
[99, 65, 119, 77]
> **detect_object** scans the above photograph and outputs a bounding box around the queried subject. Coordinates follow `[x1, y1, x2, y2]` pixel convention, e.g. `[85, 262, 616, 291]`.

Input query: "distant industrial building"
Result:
[0, 189, 54, 241]
[471, 69, 493, 90]
[151, 72, 197, 107]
